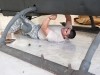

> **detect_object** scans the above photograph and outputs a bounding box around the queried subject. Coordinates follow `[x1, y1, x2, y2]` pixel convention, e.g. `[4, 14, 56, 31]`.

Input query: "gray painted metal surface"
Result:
[0, 0, 100, 16]
[21, 16, 32, 33]
[89, 16, 95, 29]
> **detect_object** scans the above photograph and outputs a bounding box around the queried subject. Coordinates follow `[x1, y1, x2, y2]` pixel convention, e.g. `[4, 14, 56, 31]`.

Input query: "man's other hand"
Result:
[49, 14, 57, 20]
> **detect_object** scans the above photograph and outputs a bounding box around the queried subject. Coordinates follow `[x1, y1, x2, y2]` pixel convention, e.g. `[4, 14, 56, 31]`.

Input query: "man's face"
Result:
[61, 27, 71, 39]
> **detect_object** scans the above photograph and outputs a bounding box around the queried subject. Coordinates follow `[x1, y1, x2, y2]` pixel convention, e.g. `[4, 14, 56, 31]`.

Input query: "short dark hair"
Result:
[68, 29, 76, 39]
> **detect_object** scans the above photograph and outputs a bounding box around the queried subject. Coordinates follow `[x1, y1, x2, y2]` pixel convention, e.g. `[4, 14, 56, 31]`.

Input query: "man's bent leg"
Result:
[27, 25, 41, 39]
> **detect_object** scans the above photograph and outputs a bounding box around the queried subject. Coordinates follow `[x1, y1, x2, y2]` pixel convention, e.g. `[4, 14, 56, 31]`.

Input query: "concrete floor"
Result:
[0, 13, 100, 75]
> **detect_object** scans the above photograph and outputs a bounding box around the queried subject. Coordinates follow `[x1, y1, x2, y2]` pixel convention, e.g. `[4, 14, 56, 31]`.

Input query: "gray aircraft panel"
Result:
[0, 0, 24, 11]
[0, 0, 100, 16]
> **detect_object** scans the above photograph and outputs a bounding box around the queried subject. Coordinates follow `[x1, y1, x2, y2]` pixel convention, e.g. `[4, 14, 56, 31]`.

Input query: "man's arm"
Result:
[41, 14, 57, 36]
[65, 15, 72, 25]
[41, 17, 51, 35]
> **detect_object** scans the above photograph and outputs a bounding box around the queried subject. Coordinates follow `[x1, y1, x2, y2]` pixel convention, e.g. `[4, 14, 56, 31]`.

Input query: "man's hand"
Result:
[49, 14, 57, 20]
